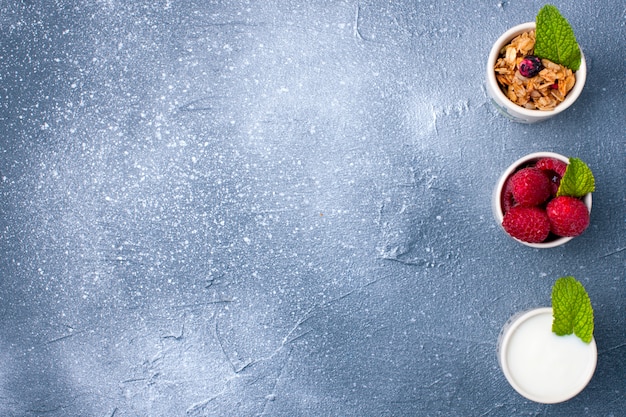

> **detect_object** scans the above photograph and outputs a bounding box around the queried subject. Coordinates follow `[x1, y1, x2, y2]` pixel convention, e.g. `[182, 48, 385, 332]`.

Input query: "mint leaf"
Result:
[557, 157, 595, 197]
[552, 276, 594, 343]
[535, 5, 581, 71]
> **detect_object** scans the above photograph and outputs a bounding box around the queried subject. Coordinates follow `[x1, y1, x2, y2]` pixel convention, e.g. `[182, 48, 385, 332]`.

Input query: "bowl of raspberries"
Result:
[493, 152, 595, 248]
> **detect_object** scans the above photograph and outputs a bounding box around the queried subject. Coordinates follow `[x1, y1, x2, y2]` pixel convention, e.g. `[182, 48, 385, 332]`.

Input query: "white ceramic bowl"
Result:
[492, 152, 592, 248]
[486, 22, 587, 124]
[497, 307, 597, 403]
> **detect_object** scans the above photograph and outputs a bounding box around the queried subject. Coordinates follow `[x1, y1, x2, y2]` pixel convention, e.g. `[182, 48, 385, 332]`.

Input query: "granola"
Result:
[494, 30, 576, 110]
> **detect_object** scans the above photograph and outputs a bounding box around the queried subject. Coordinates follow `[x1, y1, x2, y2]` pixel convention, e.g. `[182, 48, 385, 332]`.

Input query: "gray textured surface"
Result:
[1, 1, 624, 416]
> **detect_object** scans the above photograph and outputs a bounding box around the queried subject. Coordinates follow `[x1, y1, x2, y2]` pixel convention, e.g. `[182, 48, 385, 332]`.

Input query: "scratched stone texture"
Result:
[0, 1, 624, 416]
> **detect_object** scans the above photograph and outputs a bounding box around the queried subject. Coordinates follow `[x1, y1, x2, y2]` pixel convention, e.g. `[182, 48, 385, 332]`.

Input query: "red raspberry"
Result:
[536, 158, 567, 177]
[536, 157, 568, 196]
[509, 167, 552, 207]
[501, 176, 515, 214]
[546, 196, 590, 237]
[502, 206, 551, 243]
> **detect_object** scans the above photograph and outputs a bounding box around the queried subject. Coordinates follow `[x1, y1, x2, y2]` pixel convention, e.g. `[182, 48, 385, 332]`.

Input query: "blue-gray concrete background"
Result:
[1, 1, 624, 416]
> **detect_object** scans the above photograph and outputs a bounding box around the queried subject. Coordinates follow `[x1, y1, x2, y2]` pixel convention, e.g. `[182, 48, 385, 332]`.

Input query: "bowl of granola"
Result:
[486, 21, 586, 123]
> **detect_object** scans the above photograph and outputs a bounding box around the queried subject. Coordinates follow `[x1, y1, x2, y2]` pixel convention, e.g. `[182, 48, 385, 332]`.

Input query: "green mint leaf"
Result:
[535, 5, 581, 71]
[557, 157, 595, 197]
[552, 276, 594, 343]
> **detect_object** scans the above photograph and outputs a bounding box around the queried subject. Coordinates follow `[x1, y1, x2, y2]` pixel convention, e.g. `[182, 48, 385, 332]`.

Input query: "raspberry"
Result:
[536, 157, 568, 196]
[502, 206, 551, 243]
[546, 196, 590, 237]
[509, 167, 552, 207]
[501, 176, 515, 214]
[535, 157, 567, 177]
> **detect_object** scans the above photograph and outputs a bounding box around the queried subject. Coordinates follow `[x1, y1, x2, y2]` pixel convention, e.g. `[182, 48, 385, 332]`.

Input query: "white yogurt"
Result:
[498, 307, 597, 403]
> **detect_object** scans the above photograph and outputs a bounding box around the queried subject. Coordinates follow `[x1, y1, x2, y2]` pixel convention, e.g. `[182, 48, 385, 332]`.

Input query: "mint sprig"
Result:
[552, 276, 594, 343]
[535, 5, 581, 71]
[557, 157, 595, 197]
